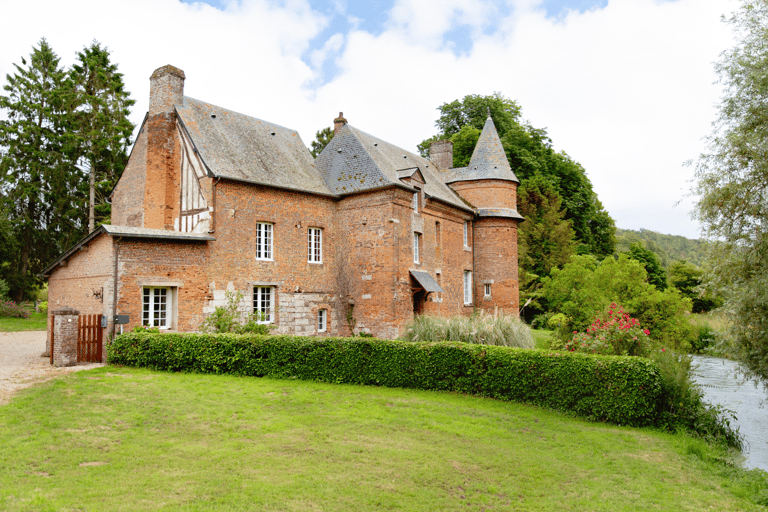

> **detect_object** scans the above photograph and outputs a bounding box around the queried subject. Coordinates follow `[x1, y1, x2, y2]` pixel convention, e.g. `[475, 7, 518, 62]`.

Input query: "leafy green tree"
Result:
[68, 41, 135, 232]
[0, 39, 79, 300]
[517, 175, 576, 318]
[693, 0, 768, 381]
[309, 126, 333, 157]
[418, 93, 615, 257]
[626, 242, 667, 290]
[667, 260, 721, 313]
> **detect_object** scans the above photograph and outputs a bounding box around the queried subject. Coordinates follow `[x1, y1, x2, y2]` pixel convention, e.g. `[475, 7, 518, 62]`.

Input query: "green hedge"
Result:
[108, 333, 662, 427]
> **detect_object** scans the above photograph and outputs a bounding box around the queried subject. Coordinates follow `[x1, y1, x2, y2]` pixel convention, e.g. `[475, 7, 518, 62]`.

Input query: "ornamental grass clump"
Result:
[563, 303, 653, 357]
[402, 312, 534, 348]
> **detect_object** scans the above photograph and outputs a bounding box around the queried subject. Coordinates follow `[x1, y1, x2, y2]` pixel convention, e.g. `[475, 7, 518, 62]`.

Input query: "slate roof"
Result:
[176, 97, 334, 196]
[315, 125, 470, 211]
[443, 115, 519, 184]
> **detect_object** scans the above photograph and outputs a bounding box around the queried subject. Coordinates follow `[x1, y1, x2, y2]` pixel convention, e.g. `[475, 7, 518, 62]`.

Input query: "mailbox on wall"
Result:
[114, 315, 129, 324]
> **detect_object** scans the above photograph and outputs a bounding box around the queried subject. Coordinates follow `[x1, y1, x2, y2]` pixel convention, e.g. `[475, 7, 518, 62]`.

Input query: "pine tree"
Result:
[69, 41, 135, 232]
[517, 175, 576, 319]
[0, 39, 79, 300]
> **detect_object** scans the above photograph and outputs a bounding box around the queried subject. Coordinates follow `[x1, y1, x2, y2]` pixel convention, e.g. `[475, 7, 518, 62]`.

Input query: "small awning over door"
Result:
[410, 270, 444, 293]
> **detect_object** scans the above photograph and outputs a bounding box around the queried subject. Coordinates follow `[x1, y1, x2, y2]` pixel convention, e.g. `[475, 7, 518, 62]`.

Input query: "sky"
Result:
[0, 0, 739, 239]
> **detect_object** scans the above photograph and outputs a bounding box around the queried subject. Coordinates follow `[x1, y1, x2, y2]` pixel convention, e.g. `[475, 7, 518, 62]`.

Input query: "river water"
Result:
[690, 355, 768, 472]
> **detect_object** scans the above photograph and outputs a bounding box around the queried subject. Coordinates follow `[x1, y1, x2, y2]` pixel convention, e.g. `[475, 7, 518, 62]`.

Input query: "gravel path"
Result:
[0, 331, 104, 405]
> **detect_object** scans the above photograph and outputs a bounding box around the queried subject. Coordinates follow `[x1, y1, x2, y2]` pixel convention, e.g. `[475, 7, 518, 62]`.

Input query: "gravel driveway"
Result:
[0, 331, 104, 405]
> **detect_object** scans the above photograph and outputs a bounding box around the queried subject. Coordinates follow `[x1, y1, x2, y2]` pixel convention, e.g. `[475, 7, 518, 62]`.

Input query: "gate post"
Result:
[51, 307, 79, 367]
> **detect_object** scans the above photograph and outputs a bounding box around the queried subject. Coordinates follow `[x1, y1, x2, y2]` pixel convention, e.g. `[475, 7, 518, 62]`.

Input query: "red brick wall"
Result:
[473, 217, 520, 315]
[115, 238, 211, 332]
[111, 127, 147, 227]
[448, 179, 517, 210]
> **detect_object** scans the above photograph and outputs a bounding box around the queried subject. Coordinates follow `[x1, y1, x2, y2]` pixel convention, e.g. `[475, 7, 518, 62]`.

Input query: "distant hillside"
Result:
[615, 228, 708, 268]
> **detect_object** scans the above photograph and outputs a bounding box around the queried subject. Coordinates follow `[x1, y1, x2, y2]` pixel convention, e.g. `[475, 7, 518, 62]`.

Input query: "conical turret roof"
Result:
[442, 115, 519, 184]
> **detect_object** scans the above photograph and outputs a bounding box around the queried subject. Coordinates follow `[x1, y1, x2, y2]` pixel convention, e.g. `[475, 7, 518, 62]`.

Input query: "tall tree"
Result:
[69, 41, 134, 232]
[517, 175, 576, 319]
[418, 93, 615, 257]
[0, 39, 79, 300]
[626, 242, 667, 290]
[693, 0, 768, 382]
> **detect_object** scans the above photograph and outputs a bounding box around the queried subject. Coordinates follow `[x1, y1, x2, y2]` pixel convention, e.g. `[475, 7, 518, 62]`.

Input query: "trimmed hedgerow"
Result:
[109, 333, 662, 427]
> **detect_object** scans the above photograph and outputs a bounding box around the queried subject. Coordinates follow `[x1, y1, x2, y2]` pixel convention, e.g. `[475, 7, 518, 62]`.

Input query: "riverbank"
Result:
[693, 355, 768, 473]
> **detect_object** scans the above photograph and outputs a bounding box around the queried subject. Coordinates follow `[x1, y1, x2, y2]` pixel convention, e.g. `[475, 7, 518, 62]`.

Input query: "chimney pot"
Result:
[333, 111, 348, 135]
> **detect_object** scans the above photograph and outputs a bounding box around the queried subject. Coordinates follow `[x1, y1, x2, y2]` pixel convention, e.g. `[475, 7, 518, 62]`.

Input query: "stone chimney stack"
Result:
[149, 65, 185, 116]
[145, 65, 185, 230]
[333, 112, 348, 135]
[430, 139, 454, 170]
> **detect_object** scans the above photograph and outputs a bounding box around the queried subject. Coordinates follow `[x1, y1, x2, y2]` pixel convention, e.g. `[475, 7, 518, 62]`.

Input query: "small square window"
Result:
[318, 309, 327, 332]
[308, 227, 322, 263]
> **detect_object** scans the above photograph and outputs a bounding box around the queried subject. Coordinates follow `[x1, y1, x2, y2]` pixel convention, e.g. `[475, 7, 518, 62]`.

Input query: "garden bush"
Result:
[110, 332, 661, 427]
[401, 312, 534, 348]
[542, 254, 696, 350]
[0, 301, 30, 319]
[199, 290, 273, 335]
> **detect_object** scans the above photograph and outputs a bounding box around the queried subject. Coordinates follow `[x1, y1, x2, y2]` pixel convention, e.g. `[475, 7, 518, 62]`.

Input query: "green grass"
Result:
[0, 312, 47, 332]
[531, 328, 554, 350]
[1, 367, 766, 511]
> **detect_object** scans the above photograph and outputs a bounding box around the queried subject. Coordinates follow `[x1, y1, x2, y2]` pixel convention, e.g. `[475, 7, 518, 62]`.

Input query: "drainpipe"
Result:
[111, 237, 121, 340]
[209, 177, 221, 234]
[472, 217, 476, 310]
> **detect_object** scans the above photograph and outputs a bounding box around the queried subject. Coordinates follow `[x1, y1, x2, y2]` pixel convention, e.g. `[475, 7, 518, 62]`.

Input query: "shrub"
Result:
[37, 301, 48, 314]
[401, 312, 534, 348]
[650, 348, 740, 448]
[0, 301, 29, 319]
[560, 303, 653, 357]
[200, 291, 273, 335]
[109, 332, 661, 427]
[543, 254, 697, 349]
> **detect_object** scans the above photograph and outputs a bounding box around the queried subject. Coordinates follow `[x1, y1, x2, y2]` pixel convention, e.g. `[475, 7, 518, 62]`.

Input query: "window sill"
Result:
[463, 246, 472, 252]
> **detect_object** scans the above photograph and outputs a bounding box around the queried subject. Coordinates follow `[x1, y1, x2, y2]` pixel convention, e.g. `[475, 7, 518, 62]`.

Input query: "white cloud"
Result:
[0, 0, 738, 238]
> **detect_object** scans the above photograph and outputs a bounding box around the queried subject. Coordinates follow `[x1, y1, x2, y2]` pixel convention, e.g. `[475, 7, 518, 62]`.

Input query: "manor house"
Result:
[43, 65, 523, 345]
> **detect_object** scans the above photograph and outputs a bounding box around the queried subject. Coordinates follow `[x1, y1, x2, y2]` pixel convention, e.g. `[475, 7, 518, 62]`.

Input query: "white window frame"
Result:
[318, 308, 327, 332]
[255, 222, 273, 261]
[463, 271, 472, 305]
[253, 286, 275, 324]
[413, 232, 420, 264]
[463, 221, 469, 247]
[308, 227, 322, 263]
[484, 283, 492, 298]
[142, 287, 173, 329]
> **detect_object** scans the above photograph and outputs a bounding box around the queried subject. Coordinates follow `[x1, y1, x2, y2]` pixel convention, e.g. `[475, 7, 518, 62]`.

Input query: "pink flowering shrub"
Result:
[0, 301, 30, 319]
[564, 303, 653, 357]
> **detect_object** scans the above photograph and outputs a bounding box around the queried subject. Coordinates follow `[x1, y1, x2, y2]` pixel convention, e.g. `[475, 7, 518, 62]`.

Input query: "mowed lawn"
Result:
[0, 367, 762, 511]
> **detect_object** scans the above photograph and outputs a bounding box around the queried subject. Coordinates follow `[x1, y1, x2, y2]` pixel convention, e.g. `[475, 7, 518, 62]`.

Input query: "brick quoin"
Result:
[44, 65, 523, 347]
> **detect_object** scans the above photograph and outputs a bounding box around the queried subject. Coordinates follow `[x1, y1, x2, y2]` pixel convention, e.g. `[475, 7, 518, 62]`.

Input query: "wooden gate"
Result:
[77, 314, 103, 363]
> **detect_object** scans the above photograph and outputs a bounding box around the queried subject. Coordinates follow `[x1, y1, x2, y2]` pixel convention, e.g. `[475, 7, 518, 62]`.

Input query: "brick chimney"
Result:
[430, 139, 454, 170]
[145, 65, 185, 230]
[333, 112, 347, 135]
